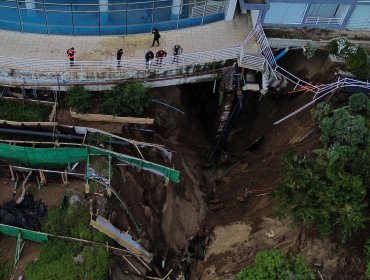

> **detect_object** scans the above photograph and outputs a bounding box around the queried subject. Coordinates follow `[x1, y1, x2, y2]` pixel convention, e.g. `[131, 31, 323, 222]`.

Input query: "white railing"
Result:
[191, 1, 224, 18]
[239, 53, 266, 70]
[305, 17, 344, 25]
[274, 78, 370, 125]
[0, 47, 241, 74]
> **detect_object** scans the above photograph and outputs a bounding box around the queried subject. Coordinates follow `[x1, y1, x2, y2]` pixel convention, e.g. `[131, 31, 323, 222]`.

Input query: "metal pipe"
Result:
[0, 128, 130, 147]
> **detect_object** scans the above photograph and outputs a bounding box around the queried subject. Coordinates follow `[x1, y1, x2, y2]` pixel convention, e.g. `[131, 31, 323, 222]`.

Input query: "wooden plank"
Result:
[70, 111, 154, 125]
[0, 120, 57, 127]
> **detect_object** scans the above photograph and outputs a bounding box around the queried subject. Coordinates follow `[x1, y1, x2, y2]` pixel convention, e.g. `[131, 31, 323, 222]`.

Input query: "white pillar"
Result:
[171, 0, 181, 20]
[251, 10, 260, 27]
[225, 0, 237, 21]
[99, 0, 108, 24]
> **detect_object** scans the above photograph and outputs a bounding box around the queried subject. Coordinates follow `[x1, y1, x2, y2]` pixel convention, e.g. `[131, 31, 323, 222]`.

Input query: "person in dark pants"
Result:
[116, 48, 123, 67]
[151, 28, 160, 47]
[155, 49, 167, 66]
[172, 44, 183, 64]
[66, 47, 76, 67]
[145, 50, 154, 68]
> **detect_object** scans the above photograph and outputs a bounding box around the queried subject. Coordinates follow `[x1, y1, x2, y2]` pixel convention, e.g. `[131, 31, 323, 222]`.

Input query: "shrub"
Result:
[66, 85, 92, 113]
[0, 100, 51, 122]
[26, 203, 109, 280]
[349, 93, 370, 116]
[234, 250, 314, 280]
[0, 259, 12, 280]
[102, 82, 151, 116]
[316, 107, 368, 147]
[303, 41, 316, 59]
[274, 149, 367, 241]
[327, 37, 369, 77]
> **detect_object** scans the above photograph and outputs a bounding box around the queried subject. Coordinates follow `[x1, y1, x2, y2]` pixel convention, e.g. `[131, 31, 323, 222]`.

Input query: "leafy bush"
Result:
[102, 82, 151, 117]
[26, 203, 109, 280]
[66, 85, 92, 113]
[0, 259, 12, 280]
[349, 93, 370, 116]
[273, 149, 367, 241]
[303, 41, 316, 59]
[327, 37, 369, 77]
[234, 250, 314, 280]
[312, 101, 369, 146]
[0, 100, 51, 122]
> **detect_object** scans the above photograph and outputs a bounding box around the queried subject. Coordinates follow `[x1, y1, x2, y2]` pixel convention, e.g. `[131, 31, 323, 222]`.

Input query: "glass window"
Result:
[153, 6, 171, 22]
[127, 9, 148, 24]
[46, 10, 72, 25]
[19, 8, 46, 24]
[0, 0, 17, 8]
[73, 11, 99, 25]
[0, 6, 19, 21]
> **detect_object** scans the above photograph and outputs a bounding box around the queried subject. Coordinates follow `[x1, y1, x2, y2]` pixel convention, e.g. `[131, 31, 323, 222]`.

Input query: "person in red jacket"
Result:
[155, 49, 167, 66]
[66, 47, 76, 67]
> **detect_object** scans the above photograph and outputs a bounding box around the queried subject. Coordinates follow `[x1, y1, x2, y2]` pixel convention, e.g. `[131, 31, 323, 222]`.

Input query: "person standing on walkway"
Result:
[116, 48, 123, 67]
[155, 49, 167, 66]
[145, 50, 154, 68]
[151, 28, 160, 47]
[66, 47, 76, 67]
[172, 44, 183, 64]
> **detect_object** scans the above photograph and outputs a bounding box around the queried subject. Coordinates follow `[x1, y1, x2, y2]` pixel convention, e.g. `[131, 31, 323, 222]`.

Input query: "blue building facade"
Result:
[0, 0, 229, 35]
[240, 0, 370, 30]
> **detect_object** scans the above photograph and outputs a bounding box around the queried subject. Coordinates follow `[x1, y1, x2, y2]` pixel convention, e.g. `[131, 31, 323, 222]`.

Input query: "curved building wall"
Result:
[0, 0, 227, 35]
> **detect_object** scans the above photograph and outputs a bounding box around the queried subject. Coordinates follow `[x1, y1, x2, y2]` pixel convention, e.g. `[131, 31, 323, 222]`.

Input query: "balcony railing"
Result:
[305, 17, 344, 26]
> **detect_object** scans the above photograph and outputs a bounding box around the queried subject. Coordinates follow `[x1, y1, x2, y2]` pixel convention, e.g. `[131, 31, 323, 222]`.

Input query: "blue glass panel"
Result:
[127, 9, 149, 24]
[154, 20, 177, 30]
[72, 4, 98, 11]
[126, 23, 152, 34]
[0, 6, 19, 21]
[74, 25, 99, 34]
[73, 12, 99, 25]
[19, 8, 46, 24]
[154, 6, 171, 21]
[0, 20, 21, 31]
[45, 3, 71, 11]
[46, 11, 72, 25]
[178, 17, 201, 28]
[22, 22, 47, 33]
[106, 10, 126, 25]
[0, 0, 17, 8]
[155, 0, 171, 8]
[100, 25, 126, 35]
[47, 24, 73, 34]
[203, 13, 224, 24]
[127, 1, 152, 10]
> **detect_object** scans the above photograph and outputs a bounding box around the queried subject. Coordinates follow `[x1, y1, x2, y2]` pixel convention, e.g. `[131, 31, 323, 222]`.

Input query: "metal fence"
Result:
[305, 17, 344, 26]
[0, 46, 241, 74]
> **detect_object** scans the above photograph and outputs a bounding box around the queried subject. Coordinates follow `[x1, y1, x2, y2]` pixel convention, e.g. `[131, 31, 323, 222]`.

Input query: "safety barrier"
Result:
[0, 143, 180, 183]
[0, 47, 241, 74]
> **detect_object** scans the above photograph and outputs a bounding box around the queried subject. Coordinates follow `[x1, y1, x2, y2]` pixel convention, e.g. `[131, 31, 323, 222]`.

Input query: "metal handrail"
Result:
[0, 47, 241, 73]
[305, 16, 344, 25]
[275, 78, 370, 125]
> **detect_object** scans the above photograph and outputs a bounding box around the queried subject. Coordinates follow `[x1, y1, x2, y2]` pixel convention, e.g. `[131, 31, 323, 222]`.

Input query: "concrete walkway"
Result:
[0, 13, 252, 61]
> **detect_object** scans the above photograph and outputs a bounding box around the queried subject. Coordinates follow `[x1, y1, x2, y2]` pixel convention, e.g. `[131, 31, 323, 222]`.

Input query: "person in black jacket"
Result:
[151, 28, 160, 47]
[116, 48, 123, 67]
[145, 50, 154, 68]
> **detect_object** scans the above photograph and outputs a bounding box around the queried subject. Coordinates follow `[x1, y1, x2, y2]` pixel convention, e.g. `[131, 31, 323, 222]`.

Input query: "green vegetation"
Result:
[365, 240, 370, 278]
[303, 41, 316, 59]
[234, 250, 314, 280]
[102, 82, 151, 117]
[274, 93, 369, 242]
[0, 100, 51, 122]
[66, 85, 92, 114]
[0, 259, 13, 280]
[327, 37, 369, 78]
[25, 203, 109, 280]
